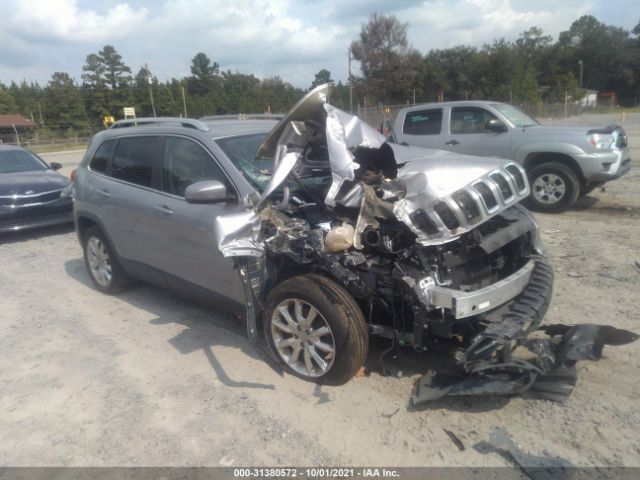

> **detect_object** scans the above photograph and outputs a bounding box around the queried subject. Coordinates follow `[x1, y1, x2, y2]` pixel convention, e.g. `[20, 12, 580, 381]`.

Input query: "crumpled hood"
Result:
[394, 144, 511, 196]
[216, 83, 531, 255]
[0, 170, 70, 196]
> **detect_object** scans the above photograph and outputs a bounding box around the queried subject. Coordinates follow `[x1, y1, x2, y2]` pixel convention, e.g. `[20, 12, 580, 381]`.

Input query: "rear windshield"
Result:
[0, 149, 48, 174]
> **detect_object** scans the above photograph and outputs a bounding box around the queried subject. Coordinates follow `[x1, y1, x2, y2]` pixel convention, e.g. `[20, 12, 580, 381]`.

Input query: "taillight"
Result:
[70, 169, 77, 182]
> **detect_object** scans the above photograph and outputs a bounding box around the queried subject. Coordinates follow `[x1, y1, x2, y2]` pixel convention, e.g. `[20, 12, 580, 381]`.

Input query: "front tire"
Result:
[83, 226, 127, 294]
[528, 162, 580, 213]
[263, 274, 368, 385]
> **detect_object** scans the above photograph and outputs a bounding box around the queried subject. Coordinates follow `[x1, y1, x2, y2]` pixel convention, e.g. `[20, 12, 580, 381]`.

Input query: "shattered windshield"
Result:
[491, 103, 539, 128]
[215, 132, 331, 199]
[215, 133, 273, 191]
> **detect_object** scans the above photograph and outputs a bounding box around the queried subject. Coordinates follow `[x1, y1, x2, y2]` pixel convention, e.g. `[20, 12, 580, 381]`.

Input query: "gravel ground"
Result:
[1, 114, 639, 468]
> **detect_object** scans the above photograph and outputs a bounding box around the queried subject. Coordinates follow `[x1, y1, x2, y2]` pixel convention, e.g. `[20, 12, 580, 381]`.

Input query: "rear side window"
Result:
[403, 109, 443, 135]
[89, 139, 116, 173]
[162, 137, 230, 197]
[450, 107, 497, 134]
[112, 137, 159, 187]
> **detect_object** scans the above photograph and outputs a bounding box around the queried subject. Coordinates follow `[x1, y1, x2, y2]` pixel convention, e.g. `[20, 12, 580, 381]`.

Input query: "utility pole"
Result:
[37, 102, 44, 126]
[348, 47, 353, 114]
[146, 63, 157, 118]
[181, 85, 188, 117]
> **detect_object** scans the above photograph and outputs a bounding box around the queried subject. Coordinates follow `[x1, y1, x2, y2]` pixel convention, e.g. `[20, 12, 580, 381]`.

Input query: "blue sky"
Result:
[1, 0, 638, 88]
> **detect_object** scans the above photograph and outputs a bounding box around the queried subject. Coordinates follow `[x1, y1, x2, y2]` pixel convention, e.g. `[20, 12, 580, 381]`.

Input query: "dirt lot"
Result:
[1, 113, 639, 468]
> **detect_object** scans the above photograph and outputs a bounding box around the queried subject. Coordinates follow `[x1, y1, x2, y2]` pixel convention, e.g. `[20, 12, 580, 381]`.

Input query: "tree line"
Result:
[350, 14, 640, 107]
[0, 13, 638, 138]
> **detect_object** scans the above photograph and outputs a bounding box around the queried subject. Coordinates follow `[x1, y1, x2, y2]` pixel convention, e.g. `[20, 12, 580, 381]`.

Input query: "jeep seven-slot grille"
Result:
[412, 162, 530, 241]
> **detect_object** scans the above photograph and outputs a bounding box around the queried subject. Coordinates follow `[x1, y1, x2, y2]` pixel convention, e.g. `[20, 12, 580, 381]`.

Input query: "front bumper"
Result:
[0, 199, 73, 233]
[412, 255, 639, 403]
[572, 148, 631, 183]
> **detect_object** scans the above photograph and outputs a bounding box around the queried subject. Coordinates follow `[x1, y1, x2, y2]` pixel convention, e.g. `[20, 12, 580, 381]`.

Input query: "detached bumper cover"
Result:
[413, 256, 639, 403]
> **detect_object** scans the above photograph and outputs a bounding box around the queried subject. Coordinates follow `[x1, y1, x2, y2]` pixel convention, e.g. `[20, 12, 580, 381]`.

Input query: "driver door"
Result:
[151, 135, 245, 305]
[445, 106, 512, 159]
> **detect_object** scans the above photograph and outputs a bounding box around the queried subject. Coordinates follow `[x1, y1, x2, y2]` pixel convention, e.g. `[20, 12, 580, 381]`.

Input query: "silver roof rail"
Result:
[110, 117, 210, 132]
[199, 113, 284, 122]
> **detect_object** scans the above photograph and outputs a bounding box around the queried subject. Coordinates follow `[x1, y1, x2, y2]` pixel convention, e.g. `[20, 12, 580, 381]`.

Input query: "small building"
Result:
[578, 90, 598, 108]
[0, 114, 37, 145]
[597, 91, 618, 108]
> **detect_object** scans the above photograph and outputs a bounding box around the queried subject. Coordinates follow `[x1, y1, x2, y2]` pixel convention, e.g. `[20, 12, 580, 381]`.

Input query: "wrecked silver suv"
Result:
[75, 84, 636, 403]
[214, 84, 636, 402]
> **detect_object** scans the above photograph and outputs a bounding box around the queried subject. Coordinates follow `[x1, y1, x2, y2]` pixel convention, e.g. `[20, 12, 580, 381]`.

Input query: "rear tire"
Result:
[83, 226, 127, 294]
[527, 162, 580, 213]
[263, 274, 368, 385]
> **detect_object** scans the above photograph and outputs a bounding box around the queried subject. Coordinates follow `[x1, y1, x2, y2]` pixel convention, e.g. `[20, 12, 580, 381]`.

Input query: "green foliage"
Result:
[350, 13, 415, 103]
[0, 83, 18, 114]
[44, 72, 90, 135]
[311, 69, 333, 89]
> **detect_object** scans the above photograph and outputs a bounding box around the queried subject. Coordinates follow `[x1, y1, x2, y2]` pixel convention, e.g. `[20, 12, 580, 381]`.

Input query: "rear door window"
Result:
[111, 136, 160, 188]
[450, 107, 497, 134]
[89, 139, 117, 174]
[161, 136, 231, 197]
[403, 109, 443, 135]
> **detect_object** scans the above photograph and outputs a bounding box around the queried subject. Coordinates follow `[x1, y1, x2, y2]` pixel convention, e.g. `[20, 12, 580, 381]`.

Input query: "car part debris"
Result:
[475, 427, 573, 480]
[413, 323, 638, 404]
[443, 429, 465, 452]
[325, 224, 355, 253]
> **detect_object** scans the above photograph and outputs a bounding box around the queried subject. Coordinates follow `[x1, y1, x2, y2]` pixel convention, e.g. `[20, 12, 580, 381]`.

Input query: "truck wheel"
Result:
[263, 274, 368, 385]
[528, 162, 580, 213]
[83, 226, 128, 294]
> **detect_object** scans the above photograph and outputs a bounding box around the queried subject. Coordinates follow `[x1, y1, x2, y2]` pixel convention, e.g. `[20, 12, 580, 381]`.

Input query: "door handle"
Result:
[97, 189, 111, 198]
[153, 204, 174, 215]
[445, 140, 460, 146]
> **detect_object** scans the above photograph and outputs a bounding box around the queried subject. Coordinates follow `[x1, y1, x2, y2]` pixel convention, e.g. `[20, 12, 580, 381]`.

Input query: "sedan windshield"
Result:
[491, 104, 539, 128]
[0, 149, 48, 174]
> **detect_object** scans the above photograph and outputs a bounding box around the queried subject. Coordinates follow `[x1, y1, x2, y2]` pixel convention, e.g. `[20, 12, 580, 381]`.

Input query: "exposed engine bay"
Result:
[215, 84, 638, 403]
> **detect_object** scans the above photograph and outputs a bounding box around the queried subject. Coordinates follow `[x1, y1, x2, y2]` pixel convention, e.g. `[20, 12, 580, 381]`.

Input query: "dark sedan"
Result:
[0, 145, 73, 233]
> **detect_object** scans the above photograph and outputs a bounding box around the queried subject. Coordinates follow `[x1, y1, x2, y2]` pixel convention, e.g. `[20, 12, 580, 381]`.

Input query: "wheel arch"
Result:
[523, 152, 586, 186]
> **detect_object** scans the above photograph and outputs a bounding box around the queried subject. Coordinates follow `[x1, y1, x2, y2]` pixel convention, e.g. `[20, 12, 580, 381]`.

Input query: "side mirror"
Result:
[485, 119, 507, 133]
[50, 162, 63, 170]
[185, 180, 234, 204]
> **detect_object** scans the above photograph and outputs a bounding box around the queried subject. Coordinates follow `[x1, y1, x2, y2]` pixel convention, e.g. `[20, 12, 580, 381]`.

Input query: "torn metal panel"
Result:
[257, 83, 330, 160]
[256, 149, 300, 210]
[214, 210, 264, 258]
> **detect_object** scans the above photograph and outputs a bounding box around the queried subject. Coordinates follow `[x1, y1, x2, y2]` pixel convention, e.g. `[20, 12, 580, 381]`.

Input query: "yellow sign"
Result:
[103, 116, 115, 128]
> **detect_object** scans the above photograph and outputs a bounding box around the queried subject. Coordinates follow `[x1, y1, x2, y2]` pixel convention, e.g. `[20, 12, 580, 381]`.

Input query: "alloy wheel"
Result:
[87, 236, 112, 288]
[270, 298, 336, 378]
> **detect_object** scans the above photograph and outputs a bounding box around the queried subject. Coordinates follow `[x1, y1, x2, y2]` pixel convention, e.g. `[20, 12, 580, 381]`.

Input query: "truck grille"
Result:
[411, 162, 530, 242]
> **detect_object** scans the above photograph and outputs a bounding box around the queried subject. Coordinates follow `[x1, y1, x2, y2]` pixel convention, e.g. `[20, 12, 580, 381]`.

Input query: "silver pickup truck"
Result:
[392, 101, 631, 212]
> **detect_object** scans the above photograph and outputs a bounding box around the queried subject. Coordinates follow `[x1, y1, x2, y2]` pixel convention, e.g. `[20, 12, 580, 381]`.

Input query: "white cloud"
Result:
[0, 0, 637, 88]
[6, 0, 149, 43]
